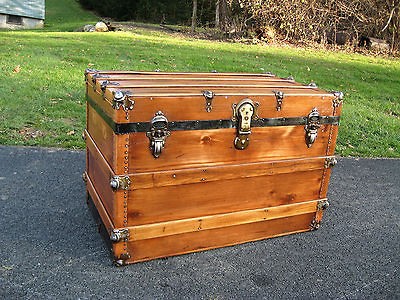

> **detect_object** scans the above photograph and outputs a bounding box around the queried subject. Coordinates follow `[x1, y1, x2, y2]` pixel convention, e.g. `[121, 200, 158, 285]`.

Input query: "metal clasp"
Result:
[305, 108, 321, 148]
[146, 111, 170, 158]
[202, 90, 214, 112]
[232, 99, 259, 150]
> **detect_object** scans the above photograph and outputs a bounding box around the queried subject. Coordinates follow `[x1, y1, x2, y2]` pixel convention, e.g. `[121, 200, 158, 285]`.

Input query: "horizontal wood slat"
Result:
[127, 199, 320, 241]
[128, 126, 332, 172]
[130, 156, 329, 189]
[128, 168, 323, 225]
[127, 212, 314, 263]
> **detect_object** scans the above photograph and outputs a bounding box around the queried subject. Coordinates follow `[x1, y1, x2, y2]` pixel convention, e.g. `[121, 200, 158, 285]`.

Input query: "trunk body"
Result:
[84, 70, 343, 265]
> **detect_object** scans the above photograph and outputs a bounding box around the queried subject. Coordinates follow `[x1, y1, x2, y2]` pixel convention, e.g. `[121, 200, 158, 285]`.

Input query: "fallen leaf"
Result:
[2, 265, 13, 270]
[13, 65, 21, 73]
[67, 130, 75, 136]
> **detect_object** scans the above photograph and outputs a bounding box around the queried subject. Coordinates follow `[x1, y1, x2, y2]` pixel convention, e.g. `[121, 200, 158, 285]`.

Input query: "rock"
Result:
[359, 36, 390, 51]
[83, 24, 95, 32]
[95, 21, 109, 32]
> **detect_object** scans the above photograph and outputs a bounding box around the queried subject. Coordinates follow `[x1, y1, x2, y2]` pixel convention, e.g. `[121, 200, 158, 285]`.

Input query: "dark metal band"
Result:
[87, 96, 340, 135]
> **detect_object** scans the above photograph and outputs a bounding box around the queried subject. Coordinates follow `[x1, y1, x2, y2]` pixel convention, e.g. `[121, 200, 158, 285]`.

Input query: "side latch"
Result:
[110, 228, 130, 243]
[112, 90, 134, 111]
[202, 90, 215, 112]
[304, 108, 321, 148]
[232, 99, 259, 150]
[110, 175, 131, 191]
[273, 90, 284, 111]
[146, 111, 171, 158]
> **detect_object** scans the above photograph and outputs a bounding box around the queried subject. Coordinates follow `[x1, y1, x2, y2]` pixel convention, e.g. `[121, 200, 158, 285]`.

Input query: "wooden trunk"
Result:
[83, 70, 343, 265]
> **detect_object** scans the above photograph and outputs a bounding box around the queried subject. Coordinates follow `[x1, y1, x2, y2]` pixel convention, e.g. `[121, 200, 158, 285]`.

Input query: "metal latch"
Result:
[232, 99, 259, 150]
[112, 91, 134, 111]
[202, 90, 214, 112]
[273, 90, 284, 111]
[146, 111, 171, 158]
[110, 175, 131, 191]
[304, 108, 321, 148]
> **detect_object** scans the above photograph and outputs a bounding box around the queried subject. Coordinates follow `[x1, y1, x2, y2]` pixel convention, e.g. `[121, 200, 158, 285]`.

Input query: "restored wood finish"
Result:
[127, 212, 315, 263]
[129, 199, 321, 241]
[128, 126, 332, 172]
[84, 70, 342, 264]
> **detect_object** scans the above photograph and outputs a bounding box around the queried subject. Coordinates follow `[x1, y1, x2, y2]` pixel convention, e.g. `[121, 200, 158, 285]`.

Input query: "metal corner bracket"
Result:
[110, 228, 130, 243]
[112, 90, 134, 111]
[110, 175, 131, 191]
[325, 157, 338, 169]
[310, 219, 321, 231]
[317, 199, 330, 211]
[113, 253, 131, 267]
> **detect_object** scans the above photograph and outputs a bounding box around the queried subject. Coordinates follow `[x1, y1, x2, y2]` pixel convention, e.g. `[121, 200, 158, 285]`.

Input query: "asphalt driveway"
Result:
[0, 146, 398, 299]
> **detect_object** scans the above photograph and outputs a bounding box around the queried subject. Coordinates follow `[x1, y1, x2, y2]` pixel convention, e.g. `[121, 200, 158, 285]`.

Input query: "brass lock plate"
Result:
[232, 99, 259, 150]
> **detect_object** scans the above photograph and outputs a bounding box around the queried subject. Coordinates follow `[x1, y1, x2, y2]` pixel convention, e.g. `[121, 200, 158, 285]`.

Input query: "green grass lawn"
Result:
[0, 0, 399, 157]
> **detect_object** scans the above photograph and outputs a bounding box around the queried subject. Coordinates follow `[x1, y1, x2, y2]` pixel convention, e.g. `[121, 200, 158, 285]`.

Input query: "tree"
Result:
[191, 0, 198, 32]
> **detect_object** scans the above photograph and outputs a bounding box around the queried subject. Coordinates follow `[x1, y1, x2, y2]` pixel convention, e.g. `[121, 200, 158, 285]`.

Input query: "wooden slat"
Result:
[85, 172, 114, 232]
[87, 103, 115, 168]
[130, 156, 329, 189]
[128, 169, 323, 225]
[86, 131, 115, 219]
[128, 126, 332, 173]
[128, 199, 320, 241]
[126, 212, 314, 263]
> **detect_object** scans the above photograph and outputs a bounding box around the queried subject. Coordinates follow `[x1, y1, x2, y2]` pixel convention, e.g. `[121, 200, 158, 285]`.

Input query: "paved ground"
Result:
[0, 145, 398, 299]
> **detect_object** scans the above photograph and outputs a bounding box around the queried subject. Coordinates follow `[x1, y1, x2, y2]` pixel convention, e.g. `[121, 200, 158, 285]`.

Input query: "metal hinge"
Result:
[110, 228, 130, 243]
[202, 90, 215, 112]
[273, 90, 284, 111]
[110, 175, 131, 191]
[325, 157, 338, 168]
[113, 253, 131, 267]
[332, 91, 344, 108]
[112, 91, 134, 111]
[304, 108, 321, 148]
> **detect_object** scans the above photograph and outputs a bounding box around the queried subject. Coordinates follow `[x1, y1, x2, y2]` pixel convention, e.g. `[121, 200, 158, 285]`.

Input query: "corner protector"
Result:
[324, 157, 338, 169]
[113, 253, 131, 267]
[110, 228, 130, 243]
